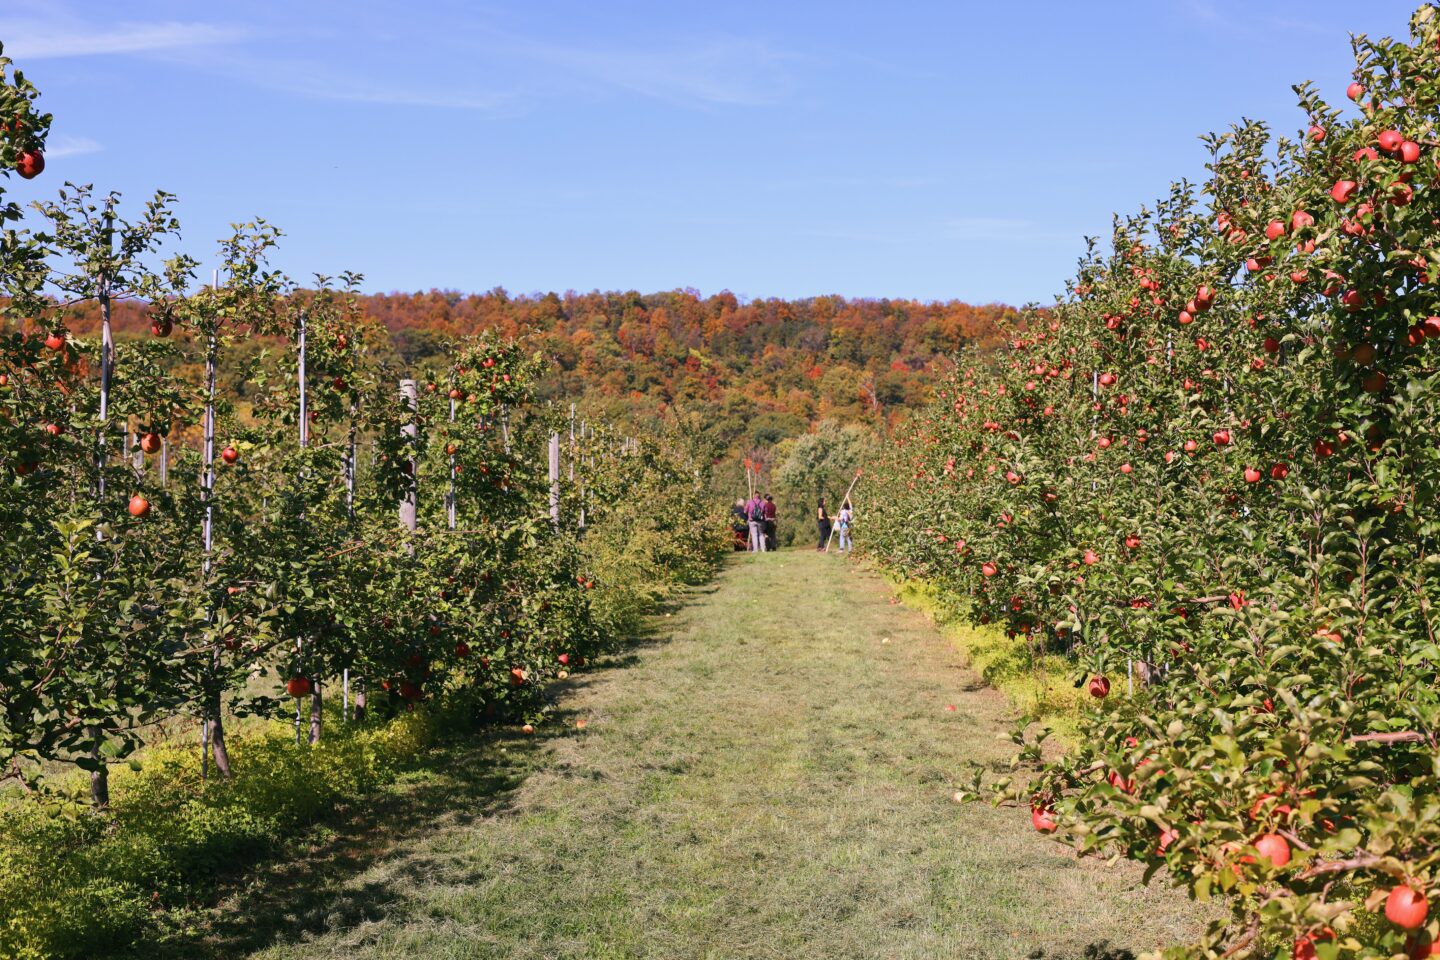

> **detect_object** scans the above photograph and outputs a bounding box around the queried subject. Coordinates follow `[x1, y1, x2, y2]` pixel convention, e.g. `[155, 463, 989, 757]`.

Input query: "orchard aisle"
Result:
[205, 551, 1201, 960]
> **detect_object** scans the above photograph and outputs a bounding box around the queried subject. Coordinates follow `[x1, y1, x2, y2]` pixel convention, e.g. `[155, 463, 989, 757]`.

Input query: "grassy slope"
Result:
[174, 550, 1202, 960]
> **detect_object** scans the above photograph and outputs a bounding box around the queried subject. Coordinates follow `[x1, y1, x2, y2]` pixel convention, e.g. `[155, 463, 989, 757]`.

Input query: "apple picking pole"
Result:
[549, 432, 561, 527]
[825, 469, 862, 553]
[400, 379, 418, 535]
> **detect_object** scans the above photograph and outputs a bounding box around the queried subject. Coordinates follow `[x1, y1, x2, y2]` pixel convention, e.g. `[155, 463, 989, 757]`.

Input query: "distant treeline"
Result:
[14, 288, 1017, 454]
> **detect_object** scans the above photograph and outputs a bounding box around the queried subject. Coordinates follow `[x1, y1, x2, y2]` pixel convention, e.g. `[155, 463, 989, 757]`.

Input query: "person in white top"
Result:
[836, 501, 853, 552]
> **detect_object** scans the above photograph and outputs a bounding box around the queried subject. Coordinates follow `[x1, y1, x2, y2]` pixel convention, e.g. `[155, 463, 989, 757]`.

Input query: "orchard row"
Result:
[0, 44, 723, 807]
[866, 7, 1440, 959]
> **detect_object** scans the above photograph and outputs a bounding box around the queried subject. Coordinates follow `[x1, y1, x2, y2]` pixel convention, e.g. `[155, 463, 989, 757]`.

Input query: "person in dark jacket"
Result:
[730, 498, 749, 551]
[816, 498, 831, 551]
[763, 494, 777, 550]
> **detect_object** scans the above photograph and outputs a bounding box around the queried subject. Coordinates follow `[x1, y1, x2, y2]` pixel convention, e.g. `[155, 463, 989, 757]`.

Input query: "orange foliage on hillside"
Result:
[44, 287, 1014, 446]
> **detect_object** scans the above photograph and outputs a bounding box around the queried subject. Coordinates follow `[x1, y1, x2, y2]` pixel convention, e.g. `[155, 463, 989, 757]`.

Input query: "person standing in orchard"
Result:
[763, 494, 777, 550]
[747, 493, 768, 553]
[836, 500, 853, 553]
[816, 498, 831, 551]
[730, 498, 749, 551]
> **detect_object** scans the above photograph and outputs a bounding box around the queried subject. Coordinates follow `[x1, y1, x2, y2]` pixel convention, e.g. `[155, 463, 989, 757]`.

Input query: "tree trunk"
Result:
[309, 683, 323, 744]
[209, 693, 232, 778]
[355, 679, 366, 724]
[90, 749, 109, 806]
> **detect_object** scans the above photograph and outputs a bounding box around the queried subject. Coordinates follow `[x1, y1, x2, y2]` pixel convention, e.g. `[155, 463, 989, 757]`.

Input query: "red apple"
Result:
[1378, 129, 1404, 153]
[150, 316, 172, 338]
[127, 495, 150, 518]
[1031, 806, 1058, 833]
[1387, 885, 1429, 930]
[1307, 125, 1325, 142]
[1252, 832, 1291, 867]
[1264, 219, 1286, 240]
[1347, 81, 1365, 101]
[1293, 928, 1334, 960]
[1213, 430, 1231, 446]
[221, 446, 238, 464]
[454, 641, 470, 659]
[140, 433, 162, 454]
[1270, 462, 1289, 480]
[981, 561, 997, 577]
[44, 331, 65, 351]
[557, 653, 570, 665]
[1330, 179, 1357, 203]
[1088, 676, 1110, 698]
[15, 150, 43, 179]
[285, 675, 312, 697]
[1402, 140, 1422, 163]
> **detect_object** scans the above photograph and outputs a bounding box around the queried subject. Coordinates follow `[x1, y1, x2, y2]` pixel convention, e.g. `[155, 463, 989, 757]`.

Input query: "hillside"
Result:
[48, 288, 1015, 456]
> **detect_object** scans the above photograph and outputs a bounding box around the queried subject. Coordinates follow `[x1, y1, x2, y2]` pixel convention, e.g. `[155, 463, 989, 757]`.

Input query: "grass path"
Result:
[175, 550, 1202, 960]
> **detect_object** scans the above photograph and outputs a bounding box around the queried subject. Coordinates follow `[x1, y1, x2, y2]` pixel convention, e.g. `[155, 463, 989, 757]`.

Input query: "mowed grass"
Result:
[171, 550, 1203, 960]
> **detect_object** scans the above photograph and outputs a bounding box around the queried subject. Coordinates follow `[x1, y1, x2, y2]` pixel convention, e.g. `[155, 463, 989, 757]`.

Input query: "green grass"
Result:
[163, 550, 1202, 960]
[885, 576, 1087, 743]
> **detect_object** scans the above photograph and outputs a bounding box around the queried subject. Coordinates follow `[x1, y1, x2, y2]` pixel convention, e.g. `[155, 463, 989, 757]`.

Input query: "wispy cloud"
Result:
[189, 52, 516, 111]
[1, 8, 799, 114]
[44, 135, 102, 159]
[1, 21, 247, 60]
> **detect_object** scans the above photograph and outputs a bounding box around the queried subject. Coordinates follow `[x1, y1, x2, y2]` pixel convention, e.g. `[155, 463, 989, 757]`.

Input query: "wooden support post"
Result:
[400, 379, 418, 533]
[549, 432, 561, 526]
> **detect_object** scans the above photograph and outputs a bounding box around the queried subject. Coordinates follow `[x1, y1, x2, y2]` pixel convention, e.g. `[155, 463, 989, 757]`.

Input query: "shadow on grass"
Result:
[144, 725, 541, 959]
[146, 604, 688, 960]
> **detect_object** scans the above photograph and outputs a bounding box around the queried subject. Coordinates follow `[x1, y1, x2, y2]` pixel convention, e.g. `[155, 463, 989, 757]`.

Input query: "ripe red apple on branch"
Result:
[15, 150, 43, 179]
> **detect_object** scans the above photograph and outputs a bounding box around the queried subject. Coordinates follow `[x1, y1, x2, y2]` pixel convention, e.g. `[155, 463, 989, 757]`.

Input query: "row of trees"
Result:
[53, 287, 1015, 461]
[0, 44, 724, 809]
[865, 7, 1440, 958]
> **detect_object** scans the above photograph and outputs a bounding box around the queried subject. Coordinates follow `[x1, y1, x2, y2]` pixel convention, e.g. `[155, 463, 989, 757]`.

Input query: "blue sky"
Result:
[0, 1, 1424, 305]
